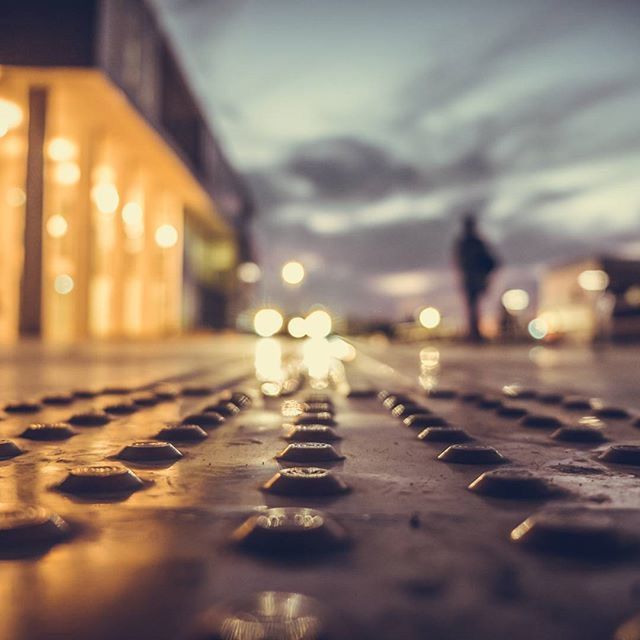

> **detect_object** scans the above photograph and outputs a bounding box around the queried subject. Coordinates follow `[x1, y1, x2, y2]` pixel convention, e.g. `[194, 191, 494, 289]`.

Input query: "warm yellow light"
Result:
[254, 308, 284, 337]
[53, 274, 74, 295]
[47, 137, 77, 162]
[46, 214, 68, 239]
[418, 306, 441, 329]
[287, 316, 307, 338]
[91, 183, 119, 213]
[254, 337, 283, 382]
[154, 224, 178, 249]
[625, 286, 640, 307]
[281, 261, 305, 285]
[53, 161, 81, 185]
[305, 309, 332, 338]
[122, 202, 143, 226]
[501, 289, 530, 313]
[237, 261, 262, 284]
[6, 187, 25, 207]
[578, 269, 609, 292]
[329, 336, 356, 361]
[0, 98, 23, 134]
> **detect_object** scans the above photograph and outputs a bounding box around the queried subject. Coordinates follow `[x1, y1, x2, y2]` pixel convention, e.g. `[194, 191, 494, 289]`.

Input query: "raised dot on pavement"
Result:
[116, 440, 183, 462]
[155, 423, 208, 442]
[426, 388, 458, 399]
[403, 414, 448, 429]
[551, 426, 608, 444]
[193, 591, 327, 640]
[276, 443, 344, 463]
[510, 508, 627, 558]
[0, 505, 70, 552]
[0, 440, 23, 459]
[231, 507, 349, 554]
[181, 412, 225, 428]
[131, 392, 160, 407]
[41, 392, 74, 406]
[295, 412, 336, 427]
[502, 385, 537, 400]
[594, 405, 630, 420]
[181, 385, 215, 397]
[4, 401, 42, 414]
[20, 423, 77, 441]
[68, 410, 111, 427]
[437, 444, 506, 465]
[391, 403, 428, 419]
[57, 463, 144, 496]
[262, 467, 349, 496]
[468, 469, 557, 499]
[202, 402, 240, 417]
[519, 414, 563, 429]
[496, 405, 528, 419]
[104, 401, 139, 415]
[599, 444, 640, 466]
[417, 427, 472, 443]
[562, 396, 593, 411]
[538, 392, 564, 404]
[284, 425, 341, 443]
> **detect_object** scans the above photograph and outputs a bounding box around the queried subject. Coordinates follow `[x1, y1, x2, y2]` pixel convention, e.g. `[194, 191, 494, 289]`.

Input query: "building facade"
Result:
[0, 0, 252, 343]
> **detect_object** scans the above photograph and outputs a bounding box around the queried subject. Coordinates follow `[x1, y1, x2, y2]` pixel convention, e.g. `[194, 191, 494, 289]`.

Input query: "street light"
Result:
[281, 261, 305, 286]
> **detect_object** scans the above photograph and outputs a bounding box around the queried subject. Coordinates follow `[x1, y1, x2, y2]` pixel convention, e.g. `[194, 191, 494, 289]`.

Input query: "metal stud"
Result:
[41, 392, 74, 406]
[193, 592, 328, 640]
[562, 396, 592, 411]
[202, 402, 240, 417]
[510, 508, 627, 558]
[551, 426, 608, 444]
[0, 440, 23, 459]
[104, 402, 139, 415]
[68, 410, 111, 427]
[284, 425, 341, 442]
[599, 445, 640, 466]
[296, 412, 336, 427]
[231, 507, 349, 554]
[417, 427, 472, 443]
[155, 423, 208, 442]
[496, 405, 528, 419]
[468, 469, 557, 499]
[131, 392, 160, 407]
[58, 463, 144, 496]
[276, 443, 345, 463]
[181, 412, 225, 428]
[262, 467, 349, 496]
[20, 423, 77, 441]
[437, 444, 506, 465]
[0, 505, 70, 552]
[426, 388, 458, 399]
[181, 384, 215, 397]
[519, 414, 563, 429]
[116, 440, 183, 462]
[4, 401, 42, 414]
[403, 414, 448, 429]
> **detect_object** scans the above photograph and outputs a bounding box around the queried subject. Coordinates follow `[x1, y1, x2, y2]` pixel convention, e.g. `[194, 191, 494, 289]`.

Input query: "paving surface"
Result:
[1, 336, 640, 639]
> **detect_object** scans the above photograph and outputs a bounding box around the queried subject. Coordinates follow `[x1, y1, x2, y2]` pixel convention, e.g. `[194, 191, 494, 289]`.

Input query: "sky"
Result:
[152, 0, 640, 325]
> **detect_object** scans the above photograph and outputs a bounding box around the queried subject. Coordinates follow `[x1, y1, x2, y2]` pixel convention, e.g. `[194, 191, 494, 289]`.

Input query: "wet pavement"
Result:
[0, 335, 639, 639]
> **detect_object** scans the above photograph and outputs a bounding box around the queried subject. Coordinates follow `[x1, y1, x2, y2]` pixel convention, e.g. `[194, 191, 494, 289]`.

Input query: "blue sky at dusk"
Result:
[153, 0, 640, 324]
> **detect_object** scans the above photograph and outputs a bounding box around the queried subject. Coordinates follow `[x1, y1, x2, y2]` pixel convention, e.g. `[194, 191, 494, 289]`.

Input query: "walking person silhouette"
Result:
[454, 214, 500, 342]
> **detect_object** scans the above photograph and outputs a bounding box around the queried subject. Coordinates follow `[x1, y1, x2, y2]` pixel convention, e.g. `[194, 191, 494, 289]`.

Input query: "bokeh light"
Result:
[305, 309, 332, 338]
[53, 274, 74, 295]
[528, 317, 548, 340]
[254, 308, 284, 337]
[418, 306, 441, 329]
[46, 214, 68, 239]
[501, 289, 530, 313]
[237, 261, 262, 284]
[281, 261, 305, 285]
[154, 224, 178, 249]
[287, 316, 307, 338]
[53, 161, 81, 185]
[91, 183, 119, 214]
[578, 270, 609, 292]
[47, 137, 77, 162]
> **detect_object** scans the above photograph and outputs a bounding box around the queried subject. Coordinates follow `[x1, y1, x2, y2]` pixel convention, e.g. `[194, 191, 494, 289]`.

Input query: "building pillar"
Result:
[19, 86, 47, 337]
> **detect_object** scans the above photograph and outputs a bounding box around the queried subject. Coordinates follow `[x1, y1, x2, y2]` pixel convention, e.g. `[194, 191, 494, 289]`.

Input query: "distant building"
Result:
[537, 256, 640, 341]
[0, 0, 253, 343]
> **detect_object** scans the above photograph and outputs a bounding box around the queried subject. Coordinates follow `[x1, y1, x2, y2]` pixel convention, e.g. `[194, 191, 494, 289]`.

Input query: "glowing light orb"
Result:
[281, 261, 305, 285]
[418, 306, 441, 329]
[254, 308, 284, 337]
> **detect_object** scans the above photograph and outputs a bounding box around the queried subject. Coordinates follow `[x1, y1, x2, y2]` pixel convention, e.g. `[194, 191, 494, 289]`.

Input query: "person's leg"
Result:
[466, 289, 481, 341]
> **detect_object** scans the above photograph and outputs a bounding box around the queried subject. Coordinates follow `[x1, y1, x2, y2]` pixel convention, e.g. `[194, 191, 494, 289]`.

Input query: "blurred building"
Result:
[537, 256, 640, 341]
[0, 0, 253, 343]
